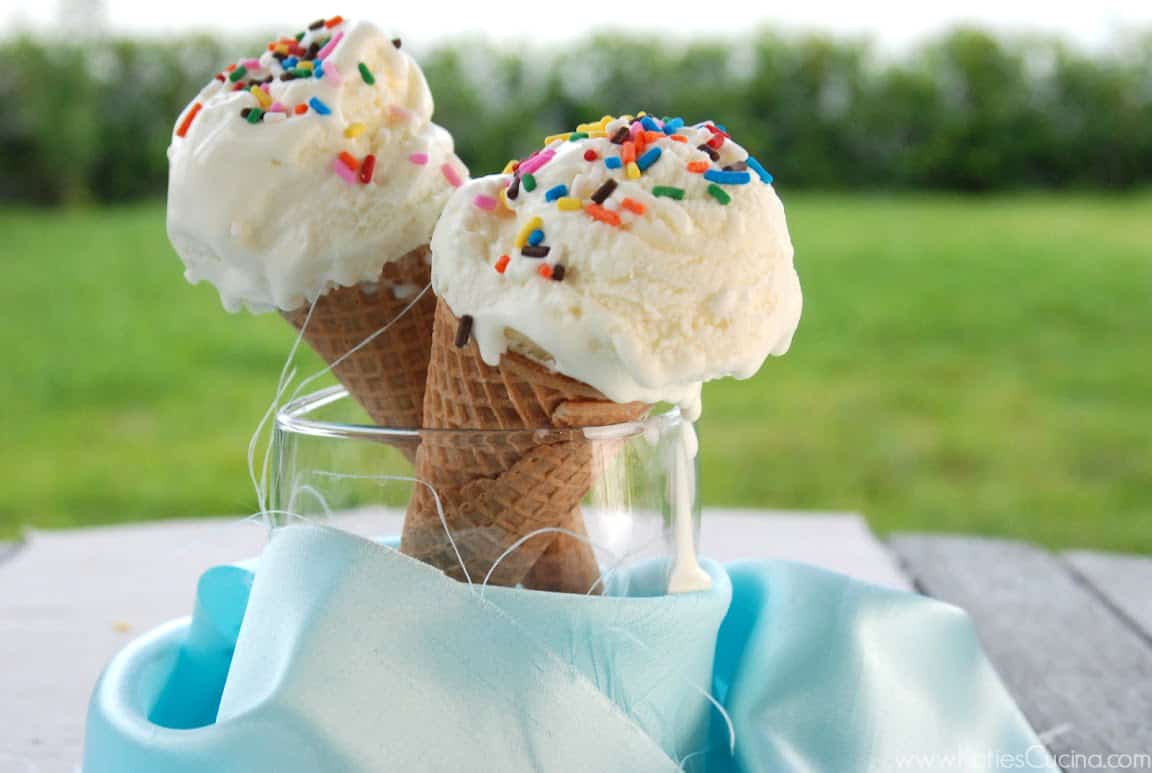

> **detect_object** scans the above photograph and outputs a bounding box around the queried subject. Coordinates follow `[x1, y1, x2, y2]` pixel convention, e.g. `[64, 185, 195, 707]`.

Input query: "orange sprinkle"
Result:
[294, 103, 308, 115]
[338, 151, 359, 171]
[267, 43, 276, 51]
[226, 63, 237, 72]
[495, 254, 511, 274]
[687, 161, 710, 173]
[585, 203, 622, 227]
[621, 141, 637, 163]
[634, 132, 647, 153]
[537, 264, 554, 279]
[176, 102, 203, 138]
[644, 130, 664, 143]
[325, 15, 344, 27]
[620, 197, 646, 215]
[668, 135, 687, 143]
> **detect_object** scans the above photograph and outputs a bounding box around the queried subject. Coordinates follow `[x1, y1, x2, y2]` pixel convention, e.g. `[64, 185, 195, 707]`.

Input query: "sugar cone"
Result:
[281, 246, 435, 428]
[400, 299, 648, 591]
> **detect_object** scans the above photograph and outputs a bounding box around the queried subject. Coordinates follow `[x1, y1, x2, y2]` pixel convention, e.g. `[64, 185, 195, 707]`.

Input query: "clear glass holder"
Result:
[270, 386, 706, 596]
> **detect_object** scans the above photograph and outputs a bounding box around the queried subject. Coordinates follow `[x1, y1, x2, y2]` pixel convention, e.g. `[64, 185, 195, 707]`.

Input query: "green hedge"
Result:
[2, 27, 1150, 204]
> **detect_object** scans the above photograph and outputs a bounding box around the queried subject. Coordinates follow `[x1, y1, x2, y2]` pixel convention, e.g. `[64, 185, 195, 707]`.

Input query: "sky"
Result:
[4, 0, 1150, 50]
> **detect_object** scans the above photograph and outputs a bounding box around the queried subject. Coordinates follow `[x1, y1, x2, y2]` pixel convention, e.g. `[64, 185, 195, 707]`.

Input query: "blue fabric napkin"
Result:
[84, 524, 1056, 772]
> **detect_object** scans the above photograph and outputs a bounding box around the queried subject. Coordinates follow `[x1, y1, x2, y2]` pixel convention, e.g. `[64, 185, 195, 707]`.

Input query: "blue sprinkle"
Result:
[604, 157, 622, 170]
[283, 56, 299, 68]
[314, 62, 325, 79]
[662, 117, 684, 134]
[640, 115, 660, 132]
[544, 184, 569, 202]
[527, 229, 545, 246]
[308, 97, 331, 115]
[746, 156, 774, 184]
[713, 122, 728, 132]
[636, 146, 662, 172]
[704, 169, 751, 185]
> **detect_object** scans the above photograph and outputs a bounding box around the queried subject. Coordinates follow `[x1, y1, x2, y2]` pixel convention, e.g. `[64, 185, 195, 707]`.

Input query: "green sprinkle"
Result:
[568, 132, 589, 141]
[228, 66, 247, 83]
[652, 186, 685, 200]
[291, 68, 313, 78]
[246, 107, 264, 124]
[358, 62, 375, 85]
[522, 173, 537, 192]
[295, 31, 305, 41]
[707, 183, 731, 205]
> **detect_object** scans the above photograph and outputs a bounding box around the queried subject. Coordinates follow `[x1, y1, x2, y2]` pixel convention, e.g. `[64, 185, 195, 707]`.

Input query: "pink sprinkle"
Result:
[442, 163, 463, 188]
[322, 62, 344, 87]
[517, 148, 555, 176]
[317, 31, 343, 61]
[473, 194, 498, 211]
[408, 152, 429, 165]
[242, 58, 261, 70]
[389, 105, 413, 123]
[260, 82, 271, 93]
[630, 121, 643, 139]
[268, 102, 287, 113]
[332, 156, 358, 184]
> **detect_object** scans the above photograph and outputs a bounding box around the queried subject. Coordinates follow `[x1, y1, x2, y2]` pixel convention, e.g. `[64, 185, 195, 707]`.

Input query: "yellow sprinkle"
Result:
[576, 122, 602, 134]
[343, 123, 366, 138]
[636, 110, 647, 117]
[556, 197, 583, 211]
[275, 44, 290, 55]
[625, 161, 641, 180]
[599, 115, 615, 125]
[249, 86, 271, 108]
[543, 132, 571, 145]
[514, 216, 543, 248]
[501, 159, 519, 174]
[588, 131, 607, 138]
[298, 60, 314, 70]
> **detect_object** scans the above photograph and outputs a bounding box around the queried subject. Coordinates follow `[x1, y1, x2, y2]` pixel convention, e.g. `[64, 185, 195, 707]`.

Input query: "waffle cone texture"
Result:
[281, 246, 435, 429]
[400, 299, 649, 592]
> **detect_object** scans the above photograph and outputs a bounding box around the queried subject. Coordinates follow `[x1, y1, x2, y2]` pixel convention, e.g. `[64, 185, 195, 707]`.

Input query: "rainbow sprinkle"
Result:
[308, 97, 331, 115]
[544, 184, 568, 202]
[332, 156, 358, 184]
[473, 194, 498, 211]
[707, 183, 732, 204]
[176, 102, 202, 138]
[604, 157, 622, 170]
[704, 169, 751, 185]
[358, 62, 375, 85]
[515, 217, 543, 248]
[636, 146, 662, 172]
[408, 152, 429, 165]
[442, 163, 463, 188]
[653, 186, 685, 200]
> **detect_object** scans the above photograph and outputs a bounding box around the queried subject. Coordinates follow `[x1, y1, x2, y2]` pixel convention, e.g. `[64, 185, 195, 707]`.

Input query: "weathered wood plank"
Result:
[891, 534, 1152, 766]
[1065, 550, 1152, 643]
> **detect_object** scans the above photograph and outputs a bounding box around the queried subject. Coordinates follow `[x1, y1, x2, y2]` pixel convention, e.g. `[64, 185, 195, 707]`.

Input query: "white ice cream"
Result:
[431, 115, 802, 419]
[167, 18, 467, 313]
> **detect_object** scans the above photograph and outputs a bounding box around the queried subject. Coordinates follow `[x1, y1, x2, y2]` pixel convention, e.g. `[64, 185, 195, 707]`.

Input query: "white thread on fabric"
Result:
[308, 470, 472, 588]
[478, 526, 620, 598]
[606, 625, 736, 758]
[584, 533, 667, 596]
[287, 483, 335, 518]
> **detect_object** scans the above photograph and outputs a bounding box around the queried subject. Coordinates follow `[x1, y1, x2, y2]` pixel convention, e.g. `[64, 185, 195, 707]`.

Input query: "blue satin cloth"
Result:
[84, 524, 1056, 772]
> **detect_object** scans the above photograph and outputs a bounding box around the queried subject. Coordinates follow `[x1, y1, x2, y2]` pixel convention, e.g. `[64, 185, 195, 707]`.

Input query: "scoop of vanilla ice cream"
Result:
[167, 18, 467, 313]
[431, 115, 801, 419]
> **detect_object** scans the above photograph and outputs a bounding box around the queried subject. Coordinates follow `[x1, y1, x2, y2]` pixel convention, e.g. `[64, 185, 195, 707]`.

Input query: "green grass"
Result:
[2, 195, 1150, 552]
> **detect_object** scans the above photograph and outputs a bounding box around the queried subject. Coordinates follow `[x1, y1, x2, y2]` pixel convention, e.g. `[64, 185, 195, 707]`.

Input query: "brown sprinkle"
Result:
[507, 176, 520, 200]
[723, 161, 749, 172]
[520, 245, 550, 258]
[392, 38, 403, 49]
[551, 264, 567, 282]
[698, 143, 719, 161]
[590, 179, 617, 204]
[308, 19, 326, 30]
[454, 315, 474, 348]
[610, 126, 631, 144]
[306, 42, 321, 59]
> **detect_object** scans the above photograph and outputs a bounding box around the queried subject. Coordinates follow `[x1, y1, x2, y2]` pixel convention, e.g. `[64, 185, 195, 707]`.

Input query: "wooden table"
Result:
[1, 511, 1149, 772]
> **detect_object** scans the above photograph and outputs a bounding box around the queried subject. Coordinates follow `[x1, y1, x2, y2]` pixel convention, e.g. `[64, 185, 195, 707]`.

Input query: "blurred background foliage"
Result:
[3, 26, 1152, 205]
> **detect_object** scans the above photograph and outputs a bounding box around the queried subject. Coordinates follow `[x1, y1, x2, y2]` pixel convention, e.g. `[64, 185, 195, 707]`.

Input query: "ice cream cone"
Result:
[400, 299, 648, 590]
[281, 245, 435, 429]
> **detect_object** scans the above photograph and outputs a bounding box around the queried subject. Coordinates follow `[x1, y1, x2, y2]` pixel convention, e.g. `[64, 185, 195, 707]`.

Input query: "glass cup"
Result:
[270, 386, 705, 596]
